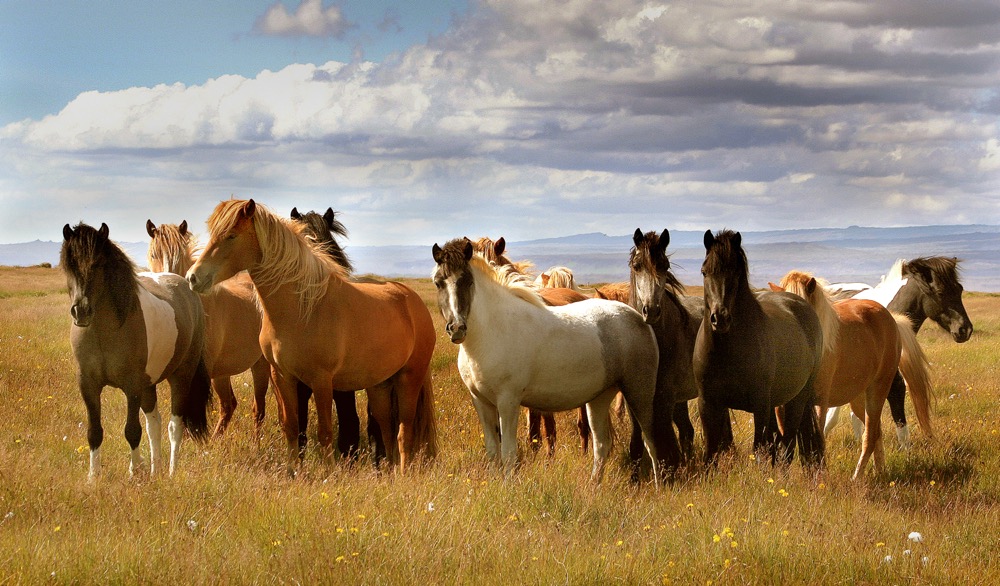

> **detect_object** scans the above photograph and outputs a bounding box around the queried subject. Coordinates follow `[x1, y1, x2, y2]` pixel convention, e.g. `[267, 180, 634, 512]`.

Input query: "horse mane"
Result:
[471, 236, 535, 274]
[905, 256, 962, 290]
[630, 231, 686, 297]
[61, 223, 138, 326]
[207, 199, 347, 320]
[703, 229, 748, 281]
[778, 270, 840, 355]
[147, 223, 199, 275]
[293, 209, 355, 275]
[468, 254, 547, 309]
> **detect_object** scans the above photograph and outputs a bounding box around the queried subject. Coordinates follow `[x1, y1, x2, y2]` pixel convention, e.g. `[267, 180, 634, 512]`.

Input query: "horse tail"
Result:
[412, 369, 439, 460]
[894, 313, 934, 438]
[182, 355, 213, 442]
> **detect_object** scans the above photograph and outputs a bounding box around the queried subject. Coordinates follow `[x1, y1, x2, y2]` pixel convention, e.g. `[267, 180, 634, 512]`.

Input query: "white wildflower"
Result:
[187, 519, 198, 532]
[908, 531, 923, 543]
[883, 555, 893, 564]
[427, 502, 435, 513]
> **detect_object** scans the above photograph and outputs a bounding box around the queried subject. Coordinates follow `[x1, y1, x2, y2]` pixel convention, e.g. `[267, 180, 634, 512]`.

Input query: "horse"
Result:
[627, 228, 705, 470]
[431, 237, 663, 483]
[535, 266, 589, 294]
[146, 219, 271, 438]
[187, 199, 437, 474]
[694, 230, 825, 467]
[288, 206, 383, 461]
[824, 257, 971, 446]
[471, 236, 591, 456]
[595, 282, 631, 303]
[771, 270, 934, 478]
[61, 222, 211, 479]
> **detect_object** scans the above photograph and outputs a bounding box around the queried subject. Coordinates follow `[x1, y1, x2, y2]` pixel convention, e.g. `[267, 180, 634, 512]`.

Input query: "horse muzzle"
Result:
[70, 300, 93, 327]
[953, 323, 973, 343]
[641, 304, 661, 324]
[186, 269, 213, 294]
[709, 310, 731, 333]
[446, 321, 467, 344]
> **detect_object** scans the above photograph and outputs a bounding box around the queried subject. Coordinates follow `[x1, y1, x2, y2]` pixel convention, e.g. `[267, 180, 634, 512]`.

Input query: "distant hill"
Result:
[6, 224, 1000, 291]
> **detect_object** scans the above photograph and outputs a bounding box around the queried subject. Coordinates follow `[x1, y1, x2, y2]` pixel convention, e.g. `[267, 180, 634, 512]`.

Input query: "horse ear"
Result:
[146, 220, 156, 238]
[324, 208, 336, 227]
[806, 277, 817, 296]
[703, 230, 715, 250]
[494, 237, 506, 256]
[63, 224, 74, 240]
[768, 282, 783, 292]
[98, 223, 109, 239]
[290, 207, 301, 220]
[462, 239, 474, 261]
[432, 243, 443, 263]
[179, 220, 187, 235]
[242, 199, 256, 219]
[596, 289, 608, 299]
[541, 273, 550, 286]
[633, 228, 643, 247]
[734, 231, 742, 248]
[658, 229, 670, 252]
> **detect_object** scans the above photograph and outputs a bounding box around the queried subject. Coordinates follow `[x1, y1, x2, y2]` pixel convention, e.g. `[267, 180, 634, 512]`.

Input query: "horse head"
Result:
[188, 199, 261, 293]
[904, 257, 973, 343]
[145, 219, 193, 275]
[701, 229, 747, 334]
[432, 238, 475, 344]
[629, 228, 673, 324]
[290, 206, 354, 273]
[61, 222, 137, 327]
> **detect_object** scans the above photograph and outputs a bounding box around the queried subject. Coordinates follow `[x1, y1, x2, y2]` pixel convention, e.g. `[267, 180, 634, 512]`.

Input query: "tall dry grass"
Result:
[0, 266, 997, 584]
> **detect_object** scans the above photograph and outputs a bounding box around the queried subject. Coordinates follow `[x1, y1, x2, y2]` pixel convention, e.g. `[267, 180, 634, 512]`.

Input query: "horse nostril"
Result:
[71, 305, 78, 320]
[710, 312, 718, 325]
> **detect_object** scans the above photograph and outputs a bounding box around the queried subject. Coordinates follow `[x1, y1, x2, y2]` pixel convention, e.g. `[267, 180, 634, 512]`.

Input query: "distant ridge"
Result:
[5, 224, 1000, 291]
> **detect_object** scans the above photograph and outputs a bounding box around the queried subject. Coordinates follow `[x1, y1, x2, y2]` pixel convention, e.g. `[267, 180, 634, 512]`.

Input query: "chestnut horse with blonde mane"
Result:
[146, 220, 271, 438]
[187, 199, 437, 474]
[771, 270, 933, 478]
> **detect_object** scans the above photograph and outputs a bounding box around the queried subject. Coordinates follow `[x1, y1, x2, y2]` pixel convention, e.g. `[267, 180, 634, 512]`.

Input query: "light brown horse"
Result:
[62, 222, 211, 479]
[472, 236, 591, 456]
[771, 270, 933, 478]
[187, 199, 437, 474]
[595, 282, 630, 303]
[146, 220, 271, 438]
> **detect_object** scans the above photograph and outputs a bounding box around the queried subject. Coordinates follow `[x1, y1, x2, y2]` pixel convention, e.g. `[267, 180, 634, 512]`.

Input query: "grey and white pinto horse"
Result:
[61, 222, 211, 479]
[825, 257, 973, 446]
[431, 237, 663, 483]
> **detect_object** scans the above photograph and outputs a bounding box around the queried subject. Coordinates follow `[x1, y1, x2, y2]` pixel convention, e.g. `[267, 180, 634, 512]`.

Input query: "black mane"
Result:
[60, 223, 138, 325]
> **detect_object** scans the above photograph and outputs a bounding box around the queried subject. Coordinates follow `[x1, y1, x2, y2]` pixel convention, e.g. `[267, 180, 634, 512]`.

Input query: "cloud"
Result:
[255, 0, 352, 38]
[2, 0, 1000, 245]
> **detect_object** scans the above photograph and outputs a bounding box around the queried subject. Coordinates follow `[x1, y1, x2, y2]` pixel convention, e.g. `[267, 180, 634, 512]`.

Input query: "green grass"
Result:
[0, 269, 997, 584]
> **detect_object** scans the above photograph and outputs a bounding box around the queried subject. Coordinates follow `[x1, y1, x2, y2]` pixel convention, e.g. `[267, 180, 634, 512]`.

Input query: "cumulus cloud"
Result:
[255, 0, 352, 38]
[2, 0, 1000, 244]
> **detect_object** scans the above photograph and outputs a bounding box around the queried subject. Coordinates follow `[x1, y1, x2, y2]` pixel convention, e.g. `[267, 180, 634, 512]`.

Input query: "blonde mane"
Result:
[778, 270, 840, 355]
[469, 254, 547, 309]
[206, 199, 347, 320]
[147, 223, 199, 275]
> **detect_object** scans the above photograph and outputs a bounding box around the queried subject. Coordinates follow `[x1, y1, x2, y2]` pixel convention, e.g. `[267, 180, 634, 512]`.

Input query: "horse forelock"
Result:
[905, 256, 962, 290]
[703, 230, 747, 279]
[631, 231, 685, 296]
[778, 270, 839, 354]
[467, 254, 546, 309]
[61, 223, 139, 325]
[147, 223, 198, 274]
[294, 210, 355, 274]
[209, 199, 345, 320]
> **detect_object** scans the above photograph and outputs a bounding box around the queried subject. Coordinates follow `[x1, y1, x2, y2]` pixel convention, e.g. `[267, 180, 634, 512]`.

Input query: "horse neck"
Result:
[465, 269, 537, 347]
[246, 258, 345, 326]
[885, 280, 926, 332]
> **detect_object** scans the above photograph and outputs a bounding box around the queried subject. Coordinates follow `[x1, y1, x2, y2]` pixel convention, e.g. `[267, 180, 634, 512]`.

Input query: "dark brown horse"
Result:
[62, 222, 211, 479]
[694, 230, 825, 467]
[626, 228, 705, 472]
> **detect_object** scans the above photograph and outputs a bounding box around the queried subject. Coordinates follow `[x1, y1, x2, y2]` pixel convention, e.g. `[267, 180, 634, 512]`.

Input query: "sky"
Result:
[1, 0, 999, 247]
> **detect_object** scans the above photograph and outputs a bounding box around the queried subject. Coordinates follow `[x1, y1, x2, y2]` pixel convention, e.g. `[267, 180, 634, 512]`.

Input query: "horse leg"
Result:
[542, 412, 557, 457]
[886, 371, 909, 449]
[269, 367, 301, 476]
[823, 405, 841, 437]
[295, 382, 312, 458]
[527, 409, 542, 453]
[366, 383, 395, 468]
[333, 391, 361, 460]
[389, 367, 431, 474]
[250, 356, 270, 436]
[496, 395, 521, 472]
[212, 375, 237, 438]
[673, 401, 695, 460]
[124, 390, 145, 477]
[585, 391, 616, 483]
[470, 393, 501, 462]
[367, 402, 386, 464]
[140, 386, 161, 476]
[79, 378, 104, 480]
[312, 385, 336, 468]
[576, 406, 591, 453]
[700, 398, 731, 465]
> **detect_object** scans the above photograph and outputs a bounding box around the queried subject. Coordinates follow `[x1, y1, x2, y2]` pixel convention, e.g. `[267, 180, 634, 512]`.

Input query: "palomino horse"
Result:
[289, 206, 380, 461]
[825, 257, 971, 445]
[471, 236, 590, 456]
[187, 199, 437, 474]
[61, 222, 211, 479]
[432, 237, 663, 482]
[146, 220, 270, 438]
[627, 228, 705, 470]
[771, 271, 933, 478]
[694, 230, 825, 467]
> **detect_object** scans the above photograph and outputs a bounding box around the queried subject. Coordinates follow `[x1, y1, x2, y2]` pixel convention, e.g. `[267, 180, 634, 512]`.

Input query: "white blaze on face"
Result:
[137, 273, 179, 384]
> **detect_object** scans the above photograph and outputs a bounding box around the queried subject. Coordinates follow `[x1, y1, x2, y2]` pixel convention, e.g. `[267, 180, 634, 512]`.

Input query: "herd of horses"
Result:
[59, 198, 974, 483]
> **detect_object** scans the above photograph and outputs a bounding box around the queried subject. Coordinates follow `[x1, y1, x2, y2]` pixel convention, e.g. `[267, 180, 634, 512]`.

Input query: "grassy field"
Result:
[0, 265, 997, 584]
